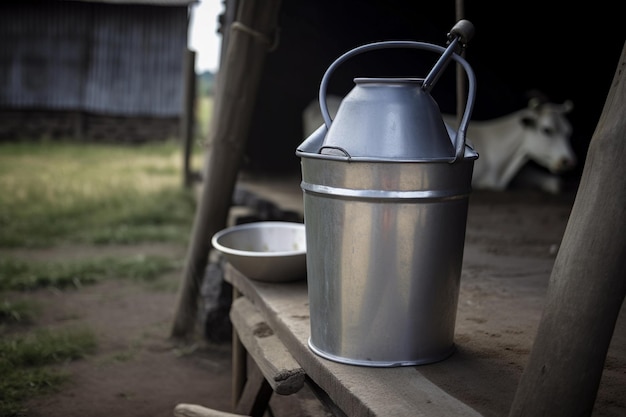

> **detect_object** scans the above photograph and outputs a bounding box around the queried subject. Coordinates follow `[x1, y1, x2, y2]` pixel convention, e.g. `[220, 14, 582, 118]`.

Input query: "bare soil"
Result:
[5, 187, 625, 417]
[5, 243, 230, 417]
[6, 243, 329, 417]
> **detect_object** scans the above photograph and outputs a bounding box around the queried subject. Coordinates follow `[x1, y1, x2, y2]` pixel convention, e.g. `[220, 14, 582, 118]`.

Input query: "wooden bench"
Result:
[174, 291, 305, 417]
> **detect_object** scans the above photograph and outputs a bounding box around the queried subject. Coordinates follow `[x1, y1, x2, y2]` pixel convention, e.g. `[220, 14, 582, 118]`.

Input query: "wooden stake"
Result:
[508, 42, 626, 417]
[170, 0, 283, 339]
[181, 48, 196, 188]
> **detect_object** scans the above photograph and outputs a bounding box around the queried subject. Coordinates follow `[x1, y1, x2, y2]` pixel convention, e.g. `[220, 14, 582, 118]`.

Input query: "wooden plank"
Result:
[236, 175, 304, 216]
[230, 296, 305, 395]
[224, 264, 483, 417]
[174, 403, 249, 417]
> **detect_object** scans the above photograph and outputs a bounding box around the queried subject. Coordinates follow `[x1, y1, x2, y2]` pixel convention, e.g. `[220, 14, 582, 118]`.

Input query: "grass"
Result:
[0, 327, 97, 417]
[0, 140, 201, 247]
[0, 299, 40, 324]
[195, 95, 214, 141]
[0, 137, 205, 416]
[0, 255, 183, 291]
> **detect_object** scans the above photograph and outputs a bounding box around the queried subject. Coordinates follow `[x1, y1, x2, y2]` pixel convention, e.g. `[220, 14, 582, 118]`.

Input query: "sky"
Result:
[188, 0, 223, 73]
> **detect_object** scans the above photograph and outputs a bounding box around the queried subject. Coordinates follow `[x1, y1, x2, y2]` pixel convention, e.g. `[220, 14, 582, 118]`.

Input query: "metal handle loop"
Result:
[318, 41, 476, 161]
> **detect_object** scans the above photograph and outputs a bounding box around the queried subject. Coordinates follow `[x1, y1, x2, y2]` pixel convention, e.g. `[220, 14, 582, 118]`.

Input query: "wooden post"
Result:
[181, 48, 197, 188]
[231, 286, 246, 410]
[508, 42, 626, 417]
[170, 0, 283, 340]
[218, 0, 238, 71]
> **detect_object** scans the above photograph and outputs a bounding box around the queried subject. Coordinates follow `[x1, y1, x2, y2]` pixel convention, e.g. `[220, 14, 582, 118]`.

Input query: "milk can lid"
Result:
[296, 78, 478, 162]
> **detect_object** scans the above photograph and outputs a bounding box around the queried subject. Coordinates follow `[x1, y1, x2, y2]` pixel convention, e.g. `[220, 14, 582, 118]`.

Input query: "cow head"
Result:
[519, 98, 577, 173]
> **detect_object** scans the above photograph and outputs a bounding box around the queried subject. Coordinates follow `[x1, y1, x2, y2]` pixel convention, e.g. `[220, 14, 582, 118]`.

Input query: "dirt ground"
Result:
[7, 242, 329, 417]
[6, 185, 625, 417]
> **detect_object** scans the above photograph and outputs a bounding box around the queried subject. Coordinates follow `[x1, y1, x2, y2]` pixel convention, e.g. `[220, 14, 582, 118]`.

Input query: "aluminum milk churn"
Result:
[295, 20, 478, 367]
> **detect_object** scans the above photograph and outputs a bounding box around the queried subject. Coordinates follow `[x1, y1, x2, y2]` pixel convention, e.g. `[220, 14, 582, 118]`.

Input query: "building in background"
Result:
[0, 0, 196, 142]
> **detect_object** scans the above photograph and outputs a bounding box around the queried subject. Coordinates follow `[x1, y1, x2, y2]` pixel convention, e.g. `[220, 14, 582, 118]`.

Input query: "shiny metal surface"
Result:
[300, 158, 473, 366]
[316, 39, 477, 162]
[296, 26, 478, 366]
[322, 78, 455, 161]
[211, 222, 306, 283]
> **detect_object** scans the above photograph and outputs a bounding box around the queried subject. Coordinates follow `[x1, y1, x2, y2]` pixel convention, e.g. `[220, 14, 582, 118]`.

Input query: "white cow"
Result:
[303, 95, 576, 194]
[443, 98, 576, 193]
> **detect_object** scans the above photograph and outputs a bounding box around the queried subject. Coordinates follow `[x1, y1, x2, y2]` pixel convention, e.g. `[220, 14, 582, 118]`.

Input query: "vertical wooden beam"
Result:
[233, 364, 273, 417]
[508, 42, 626, 417]
[181, 48, 197, 188]
[231, 286, 246, 410]
[218, 0, 238, 71]
[170, 0, 283, 339]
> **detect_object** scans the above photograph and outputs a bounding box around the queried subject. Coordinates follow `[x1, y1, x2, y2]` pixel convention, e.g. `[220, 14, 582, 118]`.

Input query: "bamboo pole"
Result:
[171, 0, 283, 339]
[508, 42, 626, 417]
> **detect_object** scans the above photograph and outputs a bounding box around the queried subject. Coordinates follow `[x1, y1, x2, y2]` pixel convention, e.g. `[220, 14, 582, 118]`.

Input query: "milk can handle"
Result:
[319, 40, 476, 161]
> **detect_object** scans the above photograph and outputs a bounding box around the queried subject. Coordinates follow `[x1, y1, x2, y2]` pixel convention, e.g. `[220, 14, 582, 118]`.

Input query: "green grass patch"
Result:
[0, 140, 201, 248]
[0, 327, 97, 417]
[0, 255, 183, 291]
[195, 95, 214, 141]
[0, 299, 40, 325]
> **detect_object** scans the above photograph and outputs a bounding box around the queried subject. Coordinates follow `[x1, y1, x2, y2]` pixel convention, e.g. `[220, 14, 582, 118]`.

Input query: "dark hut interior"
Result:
[236, 0, 622, 181]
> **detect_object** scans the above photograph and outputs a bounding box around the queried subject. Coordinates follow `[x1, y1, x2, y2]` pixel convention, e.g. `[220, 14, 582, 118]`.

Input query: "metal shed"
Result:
[0, 0, 195, 141]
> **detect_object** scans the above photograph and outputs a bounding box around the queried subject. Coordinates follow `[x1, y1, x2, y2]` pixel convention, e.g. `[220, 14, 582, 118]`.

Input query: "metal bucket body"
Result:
[300, 156, 474, 366]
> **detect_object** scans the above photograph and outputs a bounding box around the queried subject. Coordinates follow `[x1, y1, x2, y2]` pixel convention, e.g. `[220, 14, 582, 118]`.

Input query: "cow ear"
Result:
[528, 97, 542, 110]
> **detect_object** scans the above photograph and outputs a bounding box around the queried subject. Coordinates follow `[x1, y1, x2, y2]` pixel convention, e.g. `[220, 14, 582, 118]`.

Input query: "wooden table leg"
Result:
[232, 287, 246, 411]
[234, 363, 273, 417]
[228, 274, 305, 417]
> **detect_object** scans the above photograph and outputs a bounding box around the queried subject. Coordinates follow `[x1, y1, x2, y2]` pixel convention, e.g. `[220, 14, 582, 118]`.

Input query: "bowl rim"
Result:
[211, 221, 306, 258]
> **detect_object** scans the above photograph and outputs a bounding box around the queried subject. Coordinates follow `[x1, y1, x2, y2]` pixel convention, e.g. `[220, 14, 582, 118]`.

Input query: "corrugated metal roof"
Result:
[58, 0, 198, 6]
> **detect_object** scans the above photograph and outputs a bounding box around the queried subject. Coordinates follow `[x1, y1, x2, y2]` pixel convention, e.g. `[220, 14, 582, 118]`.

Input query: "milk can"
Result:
[296, 20, 478, 367]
